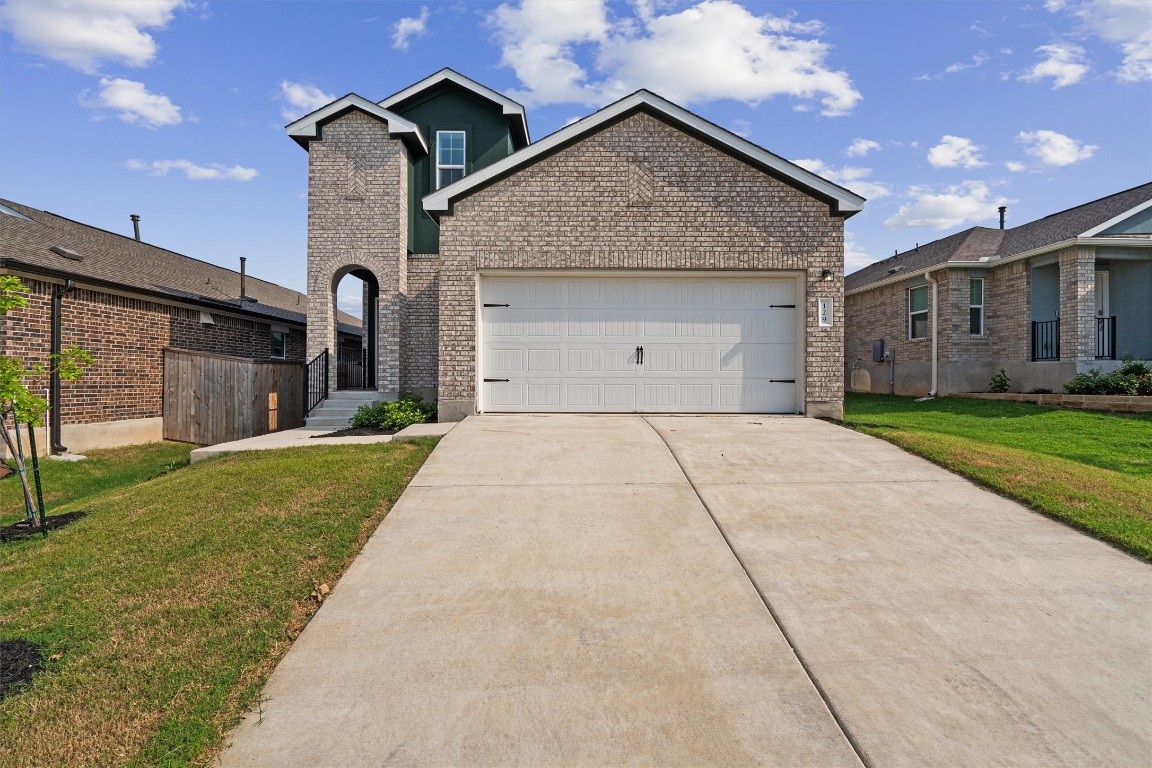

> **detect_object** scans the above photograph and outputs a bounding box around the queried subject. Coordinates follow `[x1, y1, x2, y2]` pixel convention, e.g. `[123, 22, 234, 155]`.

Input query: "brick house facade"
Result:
[845, 185, 1152, 396]
[290, 70, 863, 420]
[1, 200, 353, 454]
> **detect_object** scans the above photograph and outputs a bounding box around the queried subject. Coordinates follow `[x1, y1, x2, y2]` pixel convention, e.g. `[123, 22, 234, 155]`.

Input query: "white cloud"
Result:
[0, 0, 185, 73]
[1018, 129, 1098, 166]
[927, 135, 986, 169]
[1019, 42, 1089, 87]
[279, 81, 336, 121]
[845, 138, 880, 157]
[844, 230, 877, 273]
[885, 181, 1011, 230]
[945, 52, 990, 73]
[489, 0, 861, 115]
[126, 159, 258, 182]
[392, 7, 429, 51]
[337, 293, 364, 319]
[85, 78, 182, 128]
[1005, 160, 1027, 172]
[1044, 0, 1152, 82]
[793, 158, 891, 200]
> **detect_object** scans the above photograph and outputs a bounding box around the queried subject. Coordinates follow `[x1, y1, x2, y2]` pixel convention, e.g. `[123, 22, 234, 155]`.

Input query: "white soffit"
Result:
[379, 68, 529, 141]
[1079, 197, 1152, 237]
[423, 90, 866, 218]
[286, 94, 428, 154]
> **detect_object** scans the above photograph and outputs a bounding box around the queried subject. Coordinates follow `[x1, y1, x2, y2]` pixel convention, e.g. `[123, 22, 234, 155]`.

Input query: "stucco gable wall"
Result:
[437, 111, 845, 413]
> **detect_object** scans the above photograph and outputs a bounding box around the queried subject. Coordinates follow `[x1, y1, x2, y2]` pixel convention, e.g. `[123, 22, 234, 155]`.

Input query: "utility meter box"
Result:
[872, 339, 887, 362]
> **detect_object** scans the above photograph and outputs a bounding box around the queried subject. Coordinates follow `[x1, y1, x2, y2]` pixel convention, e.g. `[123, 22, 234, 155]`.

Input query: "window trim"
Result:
[908, 285, 929, 340]
[435, 130, 466, 190]
[270, 330, 287, 360]
[969, 277, 985, 337]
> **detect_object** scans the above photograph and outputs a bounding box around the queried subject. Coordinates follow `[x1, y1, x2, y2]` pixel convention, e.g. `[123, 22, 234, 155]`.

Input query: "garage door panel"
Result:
[481, 276, 799, 414]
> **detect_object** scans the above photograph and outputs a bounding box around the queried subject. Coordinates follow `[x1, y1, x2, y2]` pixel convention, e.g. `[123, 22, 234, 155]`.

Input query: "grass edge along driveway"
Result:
[841, 393, 1152, 561]
[0, 438, 437, 768]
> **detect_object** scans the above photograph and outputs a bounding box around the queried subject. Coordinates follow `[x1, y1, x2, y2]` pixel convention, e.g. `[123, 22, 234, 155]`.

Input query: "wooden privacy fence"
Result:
[163, 348, 305, 445]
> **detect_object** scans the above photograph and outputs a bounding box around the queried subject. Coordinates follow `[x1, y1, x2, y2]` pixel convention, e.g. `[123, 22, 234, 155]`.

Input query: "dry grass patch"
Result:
[0, 439, 437, 767]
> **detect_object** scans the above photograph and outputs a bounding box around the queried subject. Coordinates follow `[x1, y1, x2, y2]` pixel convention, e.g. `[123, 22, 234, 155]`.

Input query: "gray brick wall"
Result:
[1059, 246, 1097, 362]
[401, 253, 440, 396]
[437, 112, 846, 416]
[305, 110, 409, 395]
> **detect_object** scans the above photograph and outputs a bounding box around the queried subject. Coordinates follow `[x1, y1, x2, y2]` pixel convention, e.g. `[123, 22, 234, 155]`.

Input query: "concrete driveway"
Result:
[219, 415, 1152, 767]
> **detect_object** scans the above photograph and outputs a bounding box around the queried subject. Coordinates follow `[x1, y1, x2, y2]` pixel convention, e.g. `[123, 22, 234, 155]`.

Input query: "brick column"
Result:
[1057, 246, 1096, 362]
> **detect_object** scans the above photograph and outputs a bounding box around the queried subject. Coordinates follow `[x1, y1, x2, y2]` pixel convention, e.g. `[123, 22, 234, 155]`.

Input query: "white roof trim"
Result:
[846, 235, 1152, 296]
[423, 90, 866, 218]
[379, 68, 529, 141]
[1079, 197, 1152, 237]
[285, 94, 427, 154]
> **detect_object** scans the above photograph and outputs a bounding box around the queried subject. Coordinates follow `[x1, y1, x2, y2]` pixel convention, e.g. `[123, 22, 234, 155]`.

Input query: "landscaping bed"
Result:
[953, 392, 1151, 414]
[0, 438, 437, 767]
[842, 393, 1152, 560]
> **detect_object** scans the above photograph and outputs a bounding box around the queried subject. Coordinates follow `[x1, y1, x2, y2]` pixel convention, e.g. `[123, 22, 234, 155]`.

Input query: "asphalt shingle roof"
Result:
[846, 182, 1152, 292]
[0, 199, 361, 334]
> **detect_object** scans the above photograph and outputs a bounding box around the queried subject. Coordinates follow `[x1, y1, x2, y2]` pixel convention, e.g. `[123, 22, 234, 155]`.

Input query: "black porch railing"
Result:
[305, 348, 328, 415]
[1032, 319, 1060, 361]
[337, 348, 369, 390]
[1096, 316, 1116, 360]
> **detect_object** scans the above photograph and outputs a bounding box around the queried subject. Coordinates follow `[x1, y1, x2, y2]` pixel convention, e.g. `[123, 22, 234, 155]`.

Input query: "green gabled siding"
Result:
[391, 86, 523, 253]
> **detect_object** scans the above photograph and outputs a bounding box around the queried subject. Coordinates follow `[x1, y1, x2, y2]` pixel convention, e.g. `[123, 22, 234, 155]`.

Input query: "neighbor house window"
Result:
[436, 130, 465, 189]
[270, 330, 286, 359]
[909, 285, 929, 340]
[970, 278, 984, 336]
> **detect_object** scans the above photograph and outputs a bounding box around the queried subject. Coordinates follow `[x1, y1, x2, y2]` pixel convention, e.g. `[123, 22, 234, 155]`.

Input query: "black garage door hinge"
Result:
[769, 379, 796, 383]
[483, 303, 511, 307]
[769, 304, 796, 308]
[483, 378, 511, 383]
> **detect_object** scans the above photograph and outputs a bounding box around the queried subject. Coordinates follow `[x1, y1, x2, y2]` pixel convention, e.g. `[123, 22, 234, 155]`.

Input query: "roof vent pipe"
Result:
[240, 257, 248, 302]
[998, 206, 1007, 230]
[130, 214, 141, 241]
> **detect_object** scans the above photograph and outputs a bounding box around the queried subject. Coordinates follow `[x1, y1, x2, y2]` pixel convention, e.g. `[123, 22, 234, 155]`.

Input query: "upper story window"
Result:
[909, 285, 929, 340]
[436, 130, 466, 189]
[969, 278, 984, 336]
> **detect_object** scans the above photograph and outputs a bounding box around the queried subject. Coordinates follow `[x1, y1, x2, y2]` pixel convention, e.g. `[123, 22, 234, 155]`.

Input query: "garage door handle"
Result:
[483, 378, 510, 383]
[636, 345, 644, 365]
[483, 303, 510, 307]
[769, 304, 796, 308]
[770, 379, 796, 383]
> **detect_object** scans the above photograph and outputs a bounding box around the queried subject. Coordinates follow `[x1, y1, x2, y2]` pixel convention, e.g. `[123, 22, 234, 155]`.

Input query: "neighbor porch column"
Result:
[1057, 246, 1096, 362]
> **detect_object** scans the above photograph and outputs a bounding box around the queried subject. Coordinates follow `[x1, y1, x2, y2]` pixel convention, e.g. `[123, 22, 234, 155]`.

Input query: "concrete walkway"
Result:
[189, 422, 454, 463]
[218, 415, 1152, 767]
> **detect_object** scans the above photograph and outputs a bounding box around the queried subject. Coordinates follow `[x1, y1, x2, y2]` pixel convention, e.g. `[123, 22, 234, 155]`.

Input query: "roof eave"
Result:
[286, 94, 428, 155]
[422, 90, 865, 220]
[378, 68, 531, 145]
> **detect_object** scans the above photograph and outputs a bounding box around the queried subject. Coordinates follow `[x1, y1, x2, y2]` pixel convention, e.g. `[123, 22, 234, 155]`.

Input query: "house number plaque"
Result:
[818, 297, 834, 327]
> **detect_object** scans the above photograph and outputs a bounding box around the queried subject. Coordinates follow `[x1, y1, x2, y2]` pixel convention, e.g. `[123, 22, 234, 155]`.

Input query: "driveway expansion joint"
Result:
[642, 416, 872, 768]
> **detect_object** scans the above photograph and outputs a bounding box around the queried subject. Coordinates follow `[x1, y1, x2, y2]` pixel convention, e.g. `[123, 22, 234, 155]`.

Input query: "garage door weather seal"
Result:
[643, 416, 872, 768]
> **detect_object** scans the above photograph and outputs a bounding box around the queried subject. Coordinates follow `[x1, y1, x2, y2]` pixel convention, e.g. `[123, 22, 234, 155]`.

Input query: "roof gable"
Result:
[379, 68, 530, 147]
[285, 94, 428, 154]
[422, 90, 866, 220]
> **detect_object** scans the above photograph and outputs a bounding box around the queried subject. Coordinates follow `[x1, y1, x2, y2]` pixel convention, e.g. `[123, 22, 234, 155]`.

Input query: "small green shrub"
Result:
[988, 368, 1011, 393]
[350, 393, 437, 430]
[1063, 356, 1152, 396]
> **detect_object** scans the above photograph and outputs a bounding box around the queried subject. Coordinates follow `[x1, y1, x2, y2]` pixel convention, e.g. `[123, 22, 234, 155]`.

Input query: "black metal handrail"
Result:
[305, 348, 329, 415]
[337, 348, 368, 390]
[1032, 319, 1060, 361]
[1096, 316, 1116, 360]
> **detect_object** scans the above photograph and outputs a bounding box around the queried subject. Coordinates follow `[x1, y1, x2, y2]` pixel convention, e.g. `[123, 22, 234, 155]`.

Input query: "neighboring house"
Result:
[0, 199, 361, 454]
[289, 69, 864, 420]
[844, 183, 1152, 396]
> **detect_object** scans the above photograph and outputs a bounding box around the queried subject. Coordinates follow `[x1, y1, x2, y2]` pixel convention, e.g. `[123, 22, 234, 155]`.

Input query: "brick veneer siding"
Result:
[437, 112, 846, 416]
[3, 277, 302, 425]
[305, 110, 409, 395]
[1058, 246, 1097, 362]
[401, 253, 440, 395]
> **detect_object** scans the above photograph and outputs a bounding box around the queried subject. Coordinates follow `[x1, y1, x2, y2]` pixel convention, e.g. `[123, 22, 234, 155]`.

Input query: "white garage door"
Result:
[479, 275, 801, 414]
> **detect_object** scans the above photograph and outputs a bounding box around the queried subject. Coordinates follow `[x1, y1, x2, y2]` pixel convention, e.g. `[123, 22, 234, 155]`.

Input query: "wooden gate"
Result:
[163, 349, 304, 444]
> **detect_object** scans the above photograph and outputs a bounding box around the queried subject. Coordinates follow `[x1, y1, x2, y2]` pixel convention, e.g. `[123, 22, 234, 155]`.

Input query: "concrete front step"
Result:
[305, 390, 382, 428]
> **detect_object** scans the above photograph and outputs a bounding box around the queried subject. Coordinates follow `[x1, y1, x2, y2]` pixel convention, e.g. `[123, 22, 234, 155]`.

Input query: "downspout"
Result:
[50, 279, 76, 454]
[925, 270, 939, 398]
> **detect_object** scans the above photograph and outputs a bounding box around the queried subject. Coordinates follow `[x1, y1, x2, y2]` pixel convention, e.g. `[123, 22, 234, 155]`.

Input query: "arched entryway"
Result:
[332, 267, 378, 390]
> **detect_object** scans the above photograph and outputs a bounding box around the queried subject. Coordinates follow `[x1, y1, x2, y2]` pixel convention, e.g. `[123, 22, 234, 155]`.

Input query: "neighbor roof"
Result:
[423, 89, 866, 219]
[0, 199, 360, 333]
[846, 181, 1152, 293]
[379, 68, 530, 147]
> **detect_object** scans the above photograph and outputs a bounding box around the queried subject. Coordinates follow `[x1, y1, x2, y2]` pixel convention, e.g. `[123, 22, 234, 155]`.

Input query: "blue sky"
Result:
[2, 0, 1149, 315]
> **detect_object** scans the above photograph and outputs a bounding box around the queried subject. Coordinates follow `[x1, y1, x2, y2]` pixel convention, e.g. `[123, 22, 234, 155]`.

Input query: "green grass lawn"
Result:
[0, 439, 437, 767]
[843, 393, 1152, 560]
